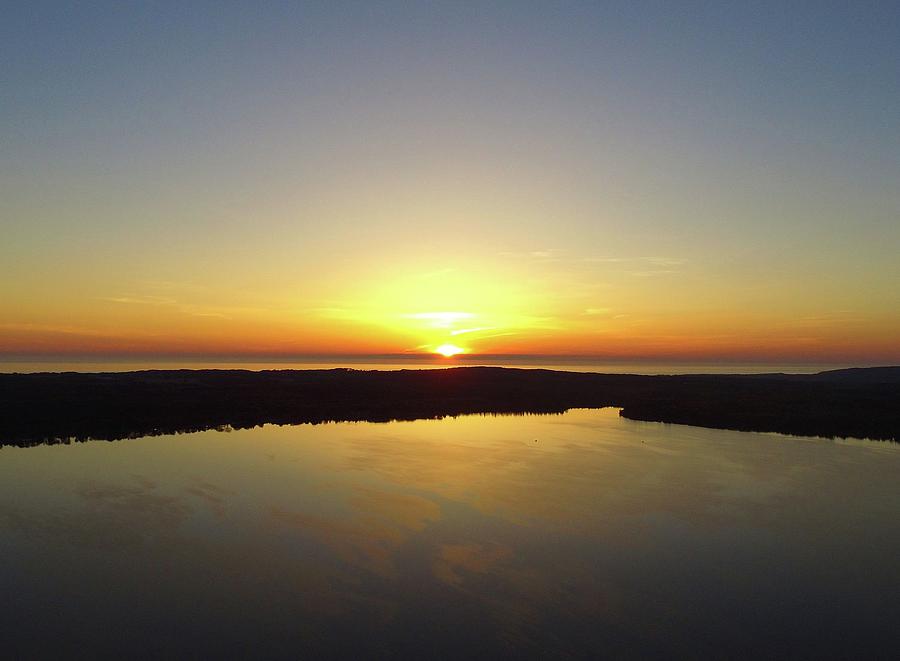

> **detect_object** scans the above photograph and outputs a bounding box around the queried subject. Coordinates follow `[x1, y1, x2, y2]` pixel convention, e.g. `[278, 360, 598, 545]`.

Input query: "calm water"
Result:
[1, 409, 898, 658]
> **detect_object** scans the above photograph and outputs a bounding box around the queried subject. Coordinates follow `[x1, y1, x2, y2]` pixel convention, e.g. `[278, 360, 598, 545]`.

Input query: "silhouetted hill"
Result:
[806, 366, 900, 384]
[0, 366, 897, 447]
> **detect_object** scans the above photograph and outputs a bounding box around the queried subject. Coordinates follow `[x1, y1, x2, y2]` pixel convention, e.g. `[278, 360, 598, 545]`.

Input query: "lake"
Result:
[1, 408, 898, 658]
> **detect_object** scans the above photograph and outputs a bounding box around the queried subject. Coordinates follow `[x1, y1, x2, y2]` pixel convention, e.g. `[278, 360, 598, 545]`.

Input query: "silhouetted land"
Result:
[1, 367, 898, 447]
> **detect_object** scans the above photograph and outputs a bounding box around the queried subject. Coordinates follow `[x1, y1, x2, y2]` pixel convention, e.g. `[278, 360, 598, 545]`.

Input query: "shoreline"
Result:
[1, 366, 898, 447]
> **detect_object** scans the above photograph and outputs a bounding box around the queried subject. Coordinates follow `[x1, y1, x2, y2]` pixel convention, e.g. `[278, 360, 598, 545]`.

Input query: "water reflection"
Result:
[1, 409, 898, 657]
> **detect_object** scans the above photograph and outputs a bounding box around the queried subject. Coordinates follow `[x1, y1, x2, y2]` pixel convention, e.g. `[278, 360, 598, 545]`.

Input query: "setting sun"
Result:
[435, 344, 464, 357]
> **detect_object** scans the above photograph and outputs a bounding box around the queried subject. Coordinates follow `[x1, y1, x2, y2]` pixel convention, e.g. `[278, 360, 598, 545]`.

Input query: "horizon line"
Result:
[0, 352, 897, 367]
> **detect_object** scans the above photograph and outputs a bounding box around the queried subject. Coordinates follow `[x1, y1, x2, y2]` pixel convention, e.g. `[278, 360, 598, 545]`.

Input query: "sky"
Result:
[2, 1, 899, 362]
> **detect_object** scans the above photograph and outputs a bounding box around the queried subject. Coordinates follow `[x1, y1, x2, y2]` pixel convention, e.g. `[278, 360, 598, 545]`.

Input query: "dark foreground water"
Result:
[1, 409, 898, 658]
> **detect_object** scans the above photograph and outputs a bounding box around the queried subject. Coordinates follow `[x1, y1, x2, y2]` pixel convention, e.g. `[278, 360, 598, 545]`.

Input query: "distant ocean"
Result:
[0, 356, 876, 375]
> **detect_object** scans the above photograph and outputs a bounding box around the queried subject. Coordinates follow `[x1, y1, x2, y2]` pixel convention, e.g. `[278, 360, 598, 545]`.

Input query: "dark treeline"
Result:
[0, 366, 898, 447]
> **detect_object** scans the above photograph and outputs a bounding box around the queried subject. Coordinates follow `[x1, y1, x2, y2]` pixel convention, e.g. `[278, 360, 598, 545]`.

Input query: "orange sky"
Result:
[3, 5, 899, 363]
[2, 252, 898, 361]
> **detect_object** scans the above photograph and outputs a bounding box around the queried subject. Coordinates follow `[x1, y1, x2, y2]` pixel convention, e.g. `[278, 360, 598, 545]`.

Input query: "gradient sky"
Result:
[2, 1, 899, 361]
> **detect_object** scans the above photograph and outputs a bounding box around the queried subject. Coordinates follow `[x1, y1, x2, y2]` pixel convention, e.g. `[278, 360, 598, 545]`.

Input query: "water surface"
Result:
[1, 409, 898, 658]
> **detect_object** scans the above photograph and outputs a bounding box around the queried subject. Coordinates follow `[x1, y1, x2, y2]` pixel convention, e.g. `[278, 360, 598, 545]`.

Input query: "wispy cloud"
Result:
[101, 294, 235, 320]
[101, 295, 177, 306]
[500, 249, 687, 273]
[139, 280, 207, 293]
[0, 322, 112, 337]
[498, 248, 563, 261]
[403, 312, 475, 328]
[584, 256, 687, 274]
[450, 327, 493, 336]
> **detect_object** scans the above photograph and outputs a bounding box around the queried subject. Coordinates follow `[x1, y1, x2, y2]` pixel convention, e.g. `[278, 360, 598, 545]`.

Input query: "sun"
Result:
[435, 344, 464, 357]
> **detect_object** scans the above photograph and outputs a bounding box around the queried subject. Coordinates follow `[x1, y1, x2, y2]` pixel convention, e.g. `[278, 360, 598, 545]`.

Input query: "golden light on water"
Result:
[435, 344, 464, 357]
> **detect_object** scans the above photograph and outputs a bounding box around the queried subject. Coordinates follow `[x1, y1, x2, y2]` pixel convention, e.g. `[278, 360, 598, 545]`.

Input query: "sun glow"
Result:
[435, 344, 465, 357]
